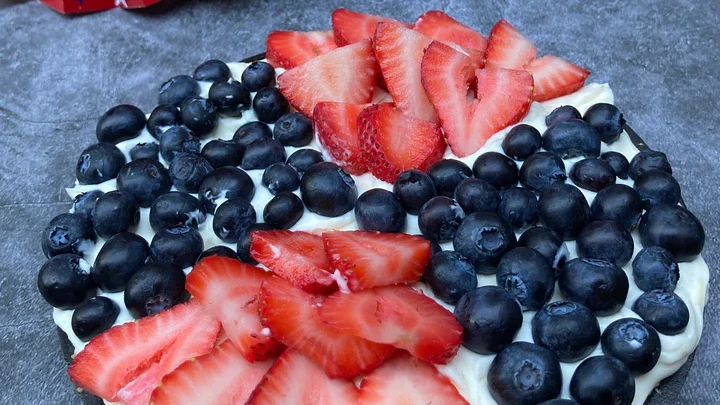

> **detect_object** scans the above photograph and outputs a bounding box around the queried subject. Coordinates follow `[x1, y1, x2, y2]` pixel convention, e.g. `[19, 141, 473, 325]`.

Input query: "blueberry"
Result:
[487, 342, 563, 405]
[600, 151, 630, 179]
[253, 87, 289, 123]
[241, 61, 276, 91]
[393, 169, 438, 215]
[159, 126, 201, 161]
[180, 97, 218, 138]
[453, 212, 516, 274]
[632, 246, 679, 292]
[539, 400, 580, 405]
[589, 184, 643, 230]
[274, 112, 313, 147]
[37, 254, 95, 309]
[92, 190, 140, 239]
[213, 198, 257, 243]
[472, 152, 519, 190]
[72, 190, 103, 219]
[538, 184, 589, 240]
[124, 262, 186, 318]
[232, 121, 273, 147]
[518, 152, 567, 193]
[454, 286, 523, 354]
[634, 169, 681, 209]
[71, 296, 120, 341]
[429, 239, 443, 254]
[583, 103, 625, 144]
[639, 204, 705, 262]
[116, 158, 172, 207]
[193, 59, 231, 82]
[502, 124, 542, 160]
[241, 138, 287, 170]
[300, 162, 358, 217]
[41, 213, 96, 258]
[208, 79, 251, 117]
[454, 178, 500, 214]
[237, 223, 274, 265]
[168, 153, 214, 194]
[531, 300, 600, 362]
[518, 227, 569, 270]
[198, 166, 255, 213]
[75, 143, 126, 185]
[545, 105, 581, 127]
[150, 225, 204, 268]
[576, 220, 634, 266]
[286, 149, 324, 175]
[632, 290, 689, 335]
[542, 119, 601, 159]
[158, 75, 200, 107]
[628, 149, 672, 180]
[263, 192, 304, 229]
[354, 189, 406, 233]
[427, 159, 472, 197]
[262, 162, 300, 195]
[497, 247, 555, 311]
[418, 196, 465, 242]
[601, 317, 661, 374]
[499, 187, 538, 230]
[96, 104, 147, 144]
[93, 232, 150, 292]
[149, 191, 206, 231]
[569, 158, 616, 192]
[130, 142, 160, 161]
[147, 104, 181, 139]
[570, 356, 635, 405]
[559, 258, 629, 316]
[197, 245, 240, 263]
[201, 139, 243, 169]
[423, 251, 477, 305]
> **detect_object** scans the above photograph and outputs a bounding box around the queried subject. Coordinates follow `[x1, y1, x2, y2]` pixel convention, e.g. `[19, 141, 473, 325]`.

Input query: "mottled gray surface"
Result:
[0, 0, 717, 403]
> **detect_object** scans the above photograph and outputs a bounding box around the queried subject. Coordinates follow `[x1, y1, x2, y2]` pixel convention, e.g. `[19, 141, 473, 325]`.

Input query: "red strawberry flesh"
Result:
[313, 102, 368, 175]
[413, 10, 487, 67]
[266, 30, 338, 69]
[526, 55, 591, 101]
[484, 19, 537, 69]
[332, 8, 411, 46]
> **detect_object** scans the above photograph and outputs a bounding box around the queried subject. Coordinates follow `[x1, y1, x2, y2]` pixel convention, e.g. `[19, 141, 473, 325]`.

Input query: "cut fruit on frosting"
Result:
[332, 8, 411, 46]
[266, 30, 338, 69]
[526, 55, 591, 102]
[313, 101, 369, 175]
[484, 19, 538, 69]
[412, 10, 487, 67]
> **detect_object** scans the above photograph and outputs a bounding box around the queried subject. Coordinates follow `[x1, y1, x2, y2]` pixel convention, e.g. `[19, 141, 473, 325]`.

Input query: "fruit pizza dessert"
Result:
[37, 8, 708, 405]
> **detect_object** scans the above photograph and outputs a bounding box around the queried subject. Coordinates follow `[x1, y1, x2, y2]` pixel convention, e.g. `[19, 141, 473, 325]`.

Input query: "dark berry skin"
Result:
[472, 152, 519, 190]
[71, 296, 120, 341]
[233, 121, 273, 147]
[632, 246, 679, 292]
[633, 169, 681, 209]
[393, 169, 438, 215]
[502, 124, 542, 160]
[159, 126, 201, 162]
[542, 119, 601, 159]
[241, 138, 287, 170]
[168, 153, 214, 194]
[639, 204, 705, 262]
[569, 158, 616, 192]
[253, 87, 289, 123]
[92, 232, 150, 292]
[518, 227, 568, 270]
[531, 300, 600, 362]
[37, 254, 95, 309]
[538, 184, 590, 240]
[354, 189, 406, 233]
[150, 226, 204, 268]
[519, 152, 567, 193]
[208, 79, 251, 117]
[213, 198, 257, 243]
[130, 142, 160, 161]
[116, 158, 172, 207]
[497, 247, 555, 311]
[601, 151, 630, 179]
[72, 190, 103, 218]
[539, 400, 580, 405]
[418, 196, 465, 242]
[92, 190, 140, 239]
[76, 143, 126, 185]
[576, 220, 634, 266]
[237, 223, 274, 265]
[124, 262, 186, 319]
[241, 61, 276, 91]
[423, 251, 477, 305]
[201, 139, 243, 168]
[96, 104, 146, 144]
[453, 212, 516, 274]
[570, 356, 635, 405]
[158, 75, 200, 107]
[427, 159, 472, 197]
[181, 97, 218, 138]
[628, 149, 672, 180]
[262, 162, 300, 195]
[41, 213, 96, 258]
[601, 317, 661, 374]
[454, 178, 500, 215]
[149, 191, 206, 232]
[198, 166, 255, 214]
[589, 184, 643, 230]
[583, 103, 625, 144]
[632, 290, 689, 335]
[274, 112, 313, 146]
[559, 258, 629, 316]
[499, 187, 538, 230]
[263, 192, 304, 229]
[193, 59, 231, 82]
[300, 162, 358, 217]
[545, 105, 581, 127]
[197, 245, 240, 263]
[286, 149, 324, 174]
[147, 104, 181, 139]
[488, 342, 563, 405]
[454, 286, 523, 354]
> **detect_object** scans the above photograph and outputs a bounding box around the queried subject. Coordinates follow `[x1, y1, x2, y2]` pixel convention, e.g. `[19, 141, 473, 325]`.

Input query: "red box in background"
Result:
[41, 0, 163, 14]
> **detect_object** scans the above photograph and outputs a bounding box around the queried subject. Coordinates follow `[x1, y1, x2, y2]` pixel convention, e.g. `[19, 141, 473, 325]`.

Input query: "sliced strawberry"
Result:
[358, 352, 470, 405]
[258, 276, 395, 378]
[277, 40, 379, 117]
[266, 30, 338, 69]
[421, 41, 533, 157]
[332, 8, 411, 46]
[186, 256, 283, 362]
[68, 301, 220, 404]
[357, 103, 446, 182]
[322, 231, 431, 291]
[247, 349, 359, 405]
[526, 55, 591, 101]
[373, 23, 437, 123]
[150, 340, 274, 405]
[484, 19, 537, 69]
[313, 102, 368, 175]
[412, 10, 487, 66]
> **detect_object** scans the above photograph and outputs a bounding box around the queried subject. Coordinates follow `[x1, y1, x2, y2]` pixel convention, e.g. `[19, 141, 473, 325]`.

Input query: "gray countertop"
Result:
[0, 0, 717, 403]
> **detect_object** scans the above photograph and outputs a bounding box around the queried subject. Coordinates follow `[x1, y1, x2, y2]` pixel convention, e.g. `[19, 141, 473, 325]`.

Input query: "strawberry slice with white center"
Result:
[68, 300, 220, 404]
[246, 349, 359, 404]
[526, 55, 591, 101]
[277, 40, 379, 117]
[319, 285, 463, 364]
[373, 22, 437, 123]
[421, 41, 533, 157]
[258, 276, 395, 378]
[357, 103, 446, 182]
[322, 231, 431, 291]
[332, 8, 411, 46]
[313, 102, 368, 175]
[484, 19, 538, 69]
[186, 256, 283, 362]
[150, 340, 274, 405]
[266, 30, 338, 69]
[412, 10, 487, 67]
[358, 352, 470, 405]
